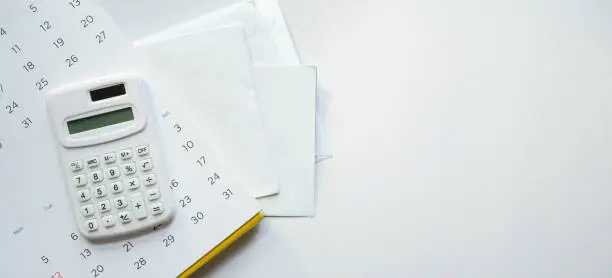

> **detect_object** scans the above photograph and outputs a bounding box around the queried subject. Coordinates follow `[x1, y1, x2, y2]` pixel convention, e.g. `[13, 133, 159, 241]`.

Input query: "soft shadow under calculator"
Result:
[46, 75, 174, 240]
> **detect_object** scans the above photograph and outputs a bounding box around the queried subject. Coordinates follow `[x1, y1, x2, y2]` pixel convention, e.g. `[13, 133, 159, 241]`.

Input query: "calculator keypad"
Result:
[71, 144, 166, 234]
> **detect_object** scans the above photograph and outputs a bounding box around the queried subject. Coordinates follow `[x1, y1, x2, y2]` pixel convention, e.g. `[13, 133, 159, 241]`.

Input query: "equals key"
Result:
[150, 203, 164, 215]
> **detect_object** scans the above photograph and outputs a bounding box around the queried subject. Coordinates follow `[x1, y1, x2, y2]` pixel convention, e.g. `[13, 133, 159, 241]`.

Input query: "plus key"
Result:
[130, 193, 147, 219]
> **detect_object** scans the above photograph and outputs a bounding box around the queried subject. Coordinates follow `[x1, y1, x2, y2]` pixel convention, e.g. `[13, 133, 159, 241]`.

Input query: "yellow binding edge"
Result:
[178, 211, 264, 277]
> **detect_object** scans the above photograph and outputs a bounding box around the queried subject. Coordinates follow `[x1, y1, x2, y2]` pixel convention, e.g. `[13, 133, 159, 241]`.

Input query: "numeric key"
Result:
[110, 181, 123, 194]
[78, 189, 92, 202]
[104, 166, 120, 179]
[97, 200, 111, 213]
[113, 196, 127, 209]
[89, 171, 104, 183]
[94, 185, 108, 198]
[85, 219, 98, 232]
[72, 174, 87, 187]
[80, 204, 95, 216]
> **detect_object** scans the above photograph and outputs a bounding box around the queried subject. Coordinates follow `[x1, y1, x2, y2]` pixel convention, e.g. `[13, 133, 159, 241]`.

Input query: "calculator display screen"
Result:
[67, 107, 134, 134]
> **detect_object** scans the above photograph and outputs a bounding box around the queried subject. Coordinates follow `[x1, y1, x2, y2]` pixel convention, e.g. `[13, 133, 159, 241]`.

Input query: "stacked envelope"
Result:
[104, 0, 323, 216]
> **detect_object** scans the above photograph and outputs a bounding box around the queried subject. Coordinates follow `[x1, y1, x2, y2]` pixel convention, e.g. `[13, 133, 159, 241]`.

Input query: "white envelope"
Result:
[253, 66, 317, 216]
[131, 1, 322, 215]
[133, 0, 328, 163]
[136, 25, 280, 198]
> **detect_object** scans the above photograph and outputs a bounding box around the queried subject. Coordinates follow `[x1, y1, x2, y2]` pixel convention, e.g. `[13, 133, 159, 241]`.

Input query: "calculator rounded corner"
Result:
[151, 211, 176, 233]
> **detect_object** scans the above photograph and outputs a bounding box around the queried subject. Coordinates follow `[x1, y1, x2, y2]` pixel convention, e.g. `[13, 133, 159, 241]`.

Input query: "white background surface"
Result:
[101, 0, 612, 277]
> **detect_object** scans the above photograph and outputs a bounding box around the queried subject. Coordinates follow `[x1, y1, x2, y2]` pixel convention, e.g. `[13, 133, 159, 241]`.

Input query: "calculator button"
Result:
[118, 211, 132, 224]
[86, 219, 99, 232]
[104, 167, 121, 179]
[136, 145, 150, 156]
[77, 189, 92, 202]
[126, 177, 140, 190]
[110, 181, 123, 194]
[80, 204, 95, 217]
[89, 171, 104, 183]
[139, 159, 153, 172]
[113, 196, 128, 209]
[86, 157, 100, 168]
[103, 152, 116, 164]
[123, 163, 137, 175]
[151, 203, 164, 215]
[119, 149, 133, 160]
[70, 160, 84, 172]
[143, 173, 157, 186]
[94, 185, 108, 198]
[130, 193, 147, 220]
[72, 174, 87, 187]
[97, 200, 111, 213]
[102, 215, 115, 228]
[146, 188, 161, 201]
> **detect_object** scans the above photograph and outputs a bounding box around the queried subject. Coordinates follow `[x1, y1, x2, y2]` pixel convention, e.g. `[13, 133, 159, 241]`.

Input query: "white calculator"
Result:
[46, 75, 174, 240]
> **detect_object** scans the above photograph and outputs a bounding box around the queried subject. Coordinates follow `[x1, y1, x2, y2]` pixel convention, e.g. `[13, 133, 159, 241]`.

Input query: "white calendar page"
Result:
[0, 1, 261, 277]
